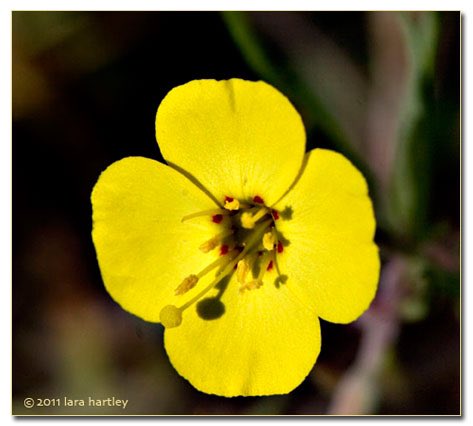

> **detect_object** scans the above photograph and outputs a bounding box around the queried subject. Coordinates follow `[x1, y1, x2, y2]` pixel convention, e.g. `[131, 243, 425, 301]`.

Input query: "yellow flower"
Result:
[91, 79, 380, 397]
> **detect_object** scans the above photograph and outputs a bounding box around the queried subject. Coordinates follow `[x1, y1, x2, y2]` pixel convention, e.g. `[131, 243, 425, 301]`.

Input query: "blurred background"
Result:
[12, 11, 460, 415]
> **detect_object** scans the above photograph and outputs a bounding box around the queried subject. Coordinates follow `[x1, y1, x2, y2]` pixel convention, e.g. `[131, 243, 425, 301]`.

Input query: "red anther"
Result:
[212, 214, 223, 224]
[267, 260, 274, 271]
[220, 245, 229, 256]
[225, 196, 234, 202]
[277, 241, 284, 253]
[253, 195, 264, 204]
[272, 209, 280, 220]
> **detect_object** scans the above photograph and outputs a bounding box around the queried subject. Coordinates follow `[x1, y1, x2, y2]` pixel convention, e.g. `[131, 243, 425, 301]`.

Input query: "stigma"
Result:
[160, 195, 284, 328]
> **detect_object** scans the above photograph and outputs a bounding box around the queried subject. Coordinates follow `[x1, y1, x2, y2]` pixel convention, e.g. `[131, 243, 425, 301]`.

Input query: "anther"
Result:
[199, 239, 219, 253]
[178, 253, 241, 312]
[175, 274, 198, 295]
[160, 305, 182, 328]
[176, 251, 237, 297]
[199, 228, 234, 253]
[239, 251, 271, 293]
[239, 279, 263, 293]
[236, 259, 250, 284]
[262, 231, 276, 251]
[241, 207, 269, 229]
[253, 195, 264, 204]
[224, 198, 240, 211]
[277, 241, 284, 253]
[272, 209, 280, 220]
[241, 212, 255, 229]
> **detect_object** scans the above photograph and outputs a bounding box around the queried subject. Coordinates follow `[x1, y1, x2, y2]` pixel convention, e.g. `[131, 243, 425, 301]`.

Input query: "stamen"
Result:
[239, 252, 271, 293]
[177, 220, 271, 313]
[199, 239, 218, 253]
[239, 279, 263, 293]
[199, 228, 234, 253]
[224, 198, 240, 211]
[174, 275, 198, 295]
[182, 209, 228, 222]
[240, 212, 255, 229]
[196, 252, 235, 279]
[178, 258, 238, 312]
[236, 259, 250, 284]
[262, 231, 276, 251]
[168, 190, 287, 327]
[174, 251, 237, 297]
[241, 207, 270, 229]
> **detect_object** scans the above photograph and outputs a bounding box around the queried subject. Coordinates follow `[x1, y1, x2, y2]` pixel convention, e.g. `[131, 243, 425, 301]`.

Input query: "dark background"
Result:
[12, 11, 460, 415]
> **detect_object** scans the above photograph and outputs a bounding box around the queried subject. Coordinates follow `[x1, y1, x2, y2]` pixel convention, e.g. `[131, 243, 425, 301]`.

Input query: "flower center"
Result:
[159, 195, 284, 328]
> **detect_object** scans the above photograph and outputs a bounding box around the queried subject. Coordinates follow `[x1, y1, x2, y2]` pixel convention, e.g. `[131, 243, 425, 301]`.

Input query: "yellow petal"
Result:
[156, 79, 305, 206]
[274, 149, 380, 324]
[91, 157, 221, 323]
[164, 278, 321, 397]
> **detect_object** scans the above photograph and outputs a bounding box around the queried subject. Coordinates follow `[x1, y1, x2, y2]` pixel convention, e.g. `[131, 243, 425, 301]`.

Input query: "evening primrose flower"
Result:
[91, 79, 380, 397]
